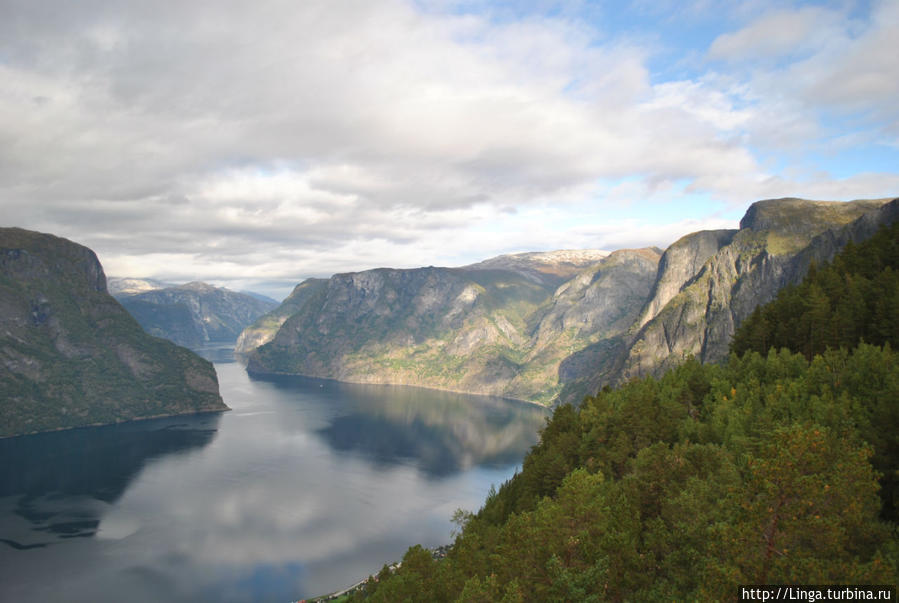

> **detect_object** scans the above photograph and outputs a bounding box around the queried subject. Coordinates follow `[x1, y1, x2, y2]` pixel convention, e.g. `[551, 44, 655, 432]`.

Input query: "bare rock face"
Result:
[616, 197, 899, 382]
[634, 230, 737, 330]
[0, 227, 228, 437]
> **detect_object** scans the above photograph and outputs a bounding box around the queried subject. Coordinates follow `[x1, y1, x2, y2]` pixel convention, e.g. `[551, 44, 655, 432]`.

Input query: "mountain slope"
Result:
[0, 228, 228, 437]
[246, 249, 660, 404]
[234, 278, 329, 355]
[116, 282, 278, 349]
[610, 197, 899, 385]
[243, 197, 898, 406]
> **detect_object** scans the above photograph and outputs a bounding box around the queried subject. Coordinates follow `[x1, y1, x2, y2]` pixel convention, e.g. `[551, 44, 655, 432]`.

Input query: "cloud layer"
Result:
[1, 0, 897, 298]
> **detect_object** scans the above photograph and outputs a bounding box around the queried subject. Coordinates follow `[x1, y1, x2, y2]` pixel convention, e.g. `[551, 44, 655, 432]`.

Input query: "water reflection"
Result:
[0, 414, 221, 549]
[252, 373, 547, 477]
[0, 364, 546, 602]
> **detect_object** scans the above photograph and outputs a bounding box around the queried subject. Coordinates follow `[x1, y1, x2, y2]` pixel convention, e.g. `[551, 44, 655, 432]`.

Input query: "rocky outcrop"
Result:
[116, 282, 278, 349]
[634, 230, 736, 330]
[0, 228, 228, 437]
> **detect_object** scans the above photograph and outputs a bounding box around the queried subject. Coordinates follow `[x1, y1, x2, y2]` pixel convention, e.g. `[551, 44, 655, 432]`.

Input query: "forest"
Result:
[350, 221, 899, 601]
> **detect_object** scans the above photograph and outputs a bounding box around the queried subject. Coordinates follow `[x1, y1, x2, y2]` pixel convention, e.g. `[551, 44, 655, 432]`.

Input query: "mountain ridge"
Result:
[115, 281, 278, 349]
[241, 197, 899, 406]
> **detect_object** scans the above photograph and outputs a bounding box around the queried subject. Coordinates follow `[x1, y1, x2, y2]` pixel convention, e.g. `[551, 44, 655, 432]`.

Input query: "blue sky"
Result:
[1, 0, 896, 299]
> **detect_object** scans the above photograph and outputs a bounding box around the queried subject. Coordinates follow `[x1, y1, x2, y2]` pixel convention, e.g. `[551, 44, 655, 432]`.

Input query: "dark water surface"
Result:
[0, 363, 547, 602]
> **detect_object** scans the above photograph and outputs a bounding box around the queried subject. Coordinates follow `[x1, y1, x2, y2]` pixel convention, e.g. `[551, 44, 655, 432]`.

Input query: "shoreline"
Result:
[243, 366, 552, 410]
[303, 545, 452, 603]
[0, 406, 230, 440]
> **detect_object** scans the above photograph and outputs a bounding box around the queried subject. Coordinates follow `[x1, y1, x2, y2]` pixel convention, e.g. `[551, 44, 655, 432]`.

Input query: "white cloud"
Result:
[0, 0, 896, 296]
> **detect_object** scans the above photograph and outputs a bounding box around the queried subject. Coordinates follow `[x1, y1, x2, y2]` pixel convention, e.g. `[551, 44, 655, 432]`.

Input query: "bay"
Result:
[0, 362, 547, 602]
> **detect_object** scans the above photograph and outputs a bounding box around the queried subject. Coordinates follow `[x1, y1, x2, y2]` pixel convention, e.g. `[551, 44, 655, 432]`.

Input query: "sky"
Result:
[1, 0, 897, 300]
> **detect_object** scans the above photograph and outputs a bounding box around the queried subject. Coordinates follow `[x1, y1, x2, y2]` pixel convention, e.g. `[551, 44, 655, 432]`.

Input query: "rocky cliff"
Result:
[234, 278, 328, 356]
[0, 228, 228, 437]
[611, 197, 899, 386]
[246, 249, 660, 404]
[115, 282, 278, 349]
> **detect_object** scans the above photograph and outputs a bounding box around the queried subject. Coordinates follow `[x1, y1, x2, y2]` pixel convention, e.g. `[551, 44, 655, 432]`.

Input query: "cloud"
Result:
[0, 0, 896, 297]
[708, 5, 842, 62]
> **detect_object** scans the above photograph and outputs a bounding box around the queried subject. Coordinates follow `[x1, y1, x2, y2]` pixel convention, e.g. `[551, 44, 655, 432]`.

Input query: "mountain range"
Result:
[111, 280, 278, 349]
[242, 197, 899, 405]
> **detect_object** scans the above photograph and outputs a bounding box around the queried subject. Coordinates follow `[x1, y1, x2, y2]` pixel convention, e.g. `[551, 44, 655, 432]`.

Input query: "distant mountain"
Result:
[107, 277, 174, 296]
[241, 197, 899, 406]
[115, 282, 278, 349]
[0, 228, 227, 438]
[245, 248, 660, 404]
[464, 249, 612, 287]
[239, 290, 280, 306]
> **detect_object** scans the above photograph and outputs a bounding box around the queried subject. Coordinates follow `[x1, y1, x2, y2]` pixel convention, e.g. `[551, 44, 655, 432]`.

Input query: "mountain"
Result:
[607, 197, 899, 385]
[238, 290, 279, 306]
[242, 197, 898, 406]
[0, 228, 228, 438]
[463, 249, 612, 287]
[115, 282, 278, 349]
[246, 249, 660, 404]
[234, 278, 329, 356]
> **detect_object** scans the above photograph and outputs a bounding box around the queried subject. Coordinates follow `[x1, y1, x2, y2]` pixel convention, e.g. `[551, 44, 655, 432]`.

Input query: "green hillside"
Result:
[348, 225, 899, 600]
[0, 228, 228, 437]
[733, 220, 899, 359]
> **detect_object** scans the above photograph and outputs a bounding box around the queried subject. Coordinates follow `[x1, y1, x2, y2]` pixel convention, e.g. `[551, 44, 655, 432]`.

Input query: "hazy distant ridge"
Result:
[114, 282, 278, 349]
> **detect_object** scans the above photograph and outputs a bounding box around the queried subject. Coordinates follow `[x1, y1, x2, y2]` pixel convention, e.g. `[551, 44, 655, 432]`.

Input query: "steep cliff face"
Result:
[634, 230, 736, 330]
[0, 228, 228, 437]
[616, 198, 899, 382]
[116, 282, 277, 349]
[234, 278, 328, 355]
[245, 250, 659, 403]
[248, 266, 544, 398]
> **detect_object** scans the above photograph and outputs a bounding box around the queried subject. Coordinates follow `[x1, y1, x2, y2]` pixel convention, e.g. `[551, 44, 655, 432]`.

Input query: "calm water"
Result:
[0, 363, 547, 602]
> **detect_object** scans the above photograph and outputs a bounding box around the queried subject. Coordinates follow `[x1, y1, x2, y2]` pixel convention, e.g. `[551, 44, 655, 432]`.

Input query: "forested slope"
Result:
[732, 220, 899, 359]
[350, 223, 899, 601]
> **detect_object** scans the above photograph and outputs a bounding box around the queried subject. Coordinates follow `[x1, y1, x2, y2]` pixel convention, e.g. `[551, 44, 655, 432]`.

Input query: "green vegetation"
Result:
[1, 228, 227, 437]
[349, 222, 899, 601]
[733, 220, 899, 359]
